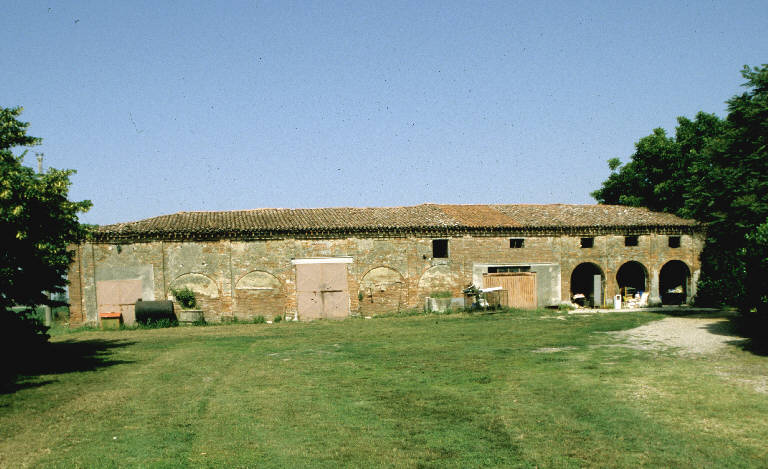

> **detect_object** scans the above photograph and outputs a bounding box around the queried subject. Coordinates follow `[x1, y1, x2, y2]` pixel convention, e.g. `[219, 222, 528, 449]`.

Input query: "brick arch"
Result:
[169, 273, 221, 320]
[169, 272, 219, 298]
[570, 262, 605, 307]
[417, 265, 460, 301]
[616, 261, 649, 294]
[234, 270, 285, 320]
[659, 260, 691, 305]
[358, 266, 406, 315]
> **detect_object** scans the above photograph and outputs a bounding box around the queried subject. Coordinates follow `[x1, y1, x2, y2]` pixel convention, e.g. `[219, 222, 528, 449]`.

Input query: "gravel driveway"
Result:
[611, 316, 746, 355]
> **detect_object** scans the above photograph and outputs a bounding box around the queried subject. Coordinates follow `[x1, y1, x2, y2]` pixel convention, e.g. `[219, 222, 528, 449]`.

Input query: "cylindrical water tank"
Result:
[135, 300, 175, 323]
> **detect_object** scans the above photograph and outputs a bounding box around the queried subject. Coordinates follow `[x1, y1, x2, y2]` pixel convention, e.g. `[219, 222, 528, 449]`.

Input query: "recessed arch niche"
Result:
[169, 273, 220, 320]
[416, 265, 460, 300]
[359, 266, 406, 315]
[234, 270, 284, 320]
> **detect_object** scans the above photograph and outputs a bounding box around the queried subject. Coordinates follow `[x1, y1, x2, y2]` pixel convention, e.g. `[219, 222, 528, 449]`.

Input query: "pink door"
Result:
[296, 262, 350, 320]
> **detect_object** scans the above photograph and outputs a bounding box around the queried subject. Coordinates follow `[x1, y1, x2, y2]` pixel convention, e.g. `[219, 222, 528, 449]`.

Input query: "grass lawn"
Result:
[2, 309, 767, 468]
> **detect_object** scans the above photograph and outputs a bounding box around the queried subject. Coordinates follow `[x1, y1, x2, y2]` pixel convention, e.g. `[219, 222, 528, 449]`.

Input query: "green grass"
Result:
[2, 309, 768, 468]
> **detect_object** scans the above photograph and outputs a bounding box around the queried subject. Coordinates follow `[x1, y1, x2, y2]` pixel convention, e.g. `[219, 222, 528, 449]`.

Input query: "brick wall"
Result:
[68, 230, 704, 325]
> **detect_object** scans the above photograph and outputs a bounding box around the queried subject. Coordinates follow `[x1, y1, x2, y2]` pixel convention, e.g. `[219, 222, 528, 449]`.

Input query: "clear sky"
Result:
[2, 0, 765, 225]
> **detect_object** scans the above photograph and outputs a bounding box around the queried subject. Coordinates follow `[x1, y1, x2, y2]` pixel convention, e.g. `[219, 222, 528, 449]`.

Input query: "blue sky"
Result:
[2, 0, 765, 225]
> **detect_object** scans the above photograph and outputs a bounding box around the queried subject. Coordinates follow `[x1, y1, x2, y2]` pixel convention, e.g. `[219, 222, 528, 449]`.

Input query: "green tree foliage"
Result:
[591, 112, 725, 215]
[1, 107, 92, 377]
[745, 220, 768, 314]
[593, 65, 768, 310]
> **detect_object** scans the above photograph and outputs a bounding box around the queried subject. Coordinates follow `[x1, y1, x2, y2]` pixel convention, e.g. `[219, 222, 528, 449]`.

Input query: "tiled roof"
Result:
[93, 203, 700, 241]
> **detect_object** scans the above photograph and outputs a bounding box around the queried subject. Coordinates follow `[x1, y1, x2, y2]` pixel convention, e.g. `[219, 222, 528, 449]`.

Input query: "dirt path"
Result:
[611, 316, 747, 355]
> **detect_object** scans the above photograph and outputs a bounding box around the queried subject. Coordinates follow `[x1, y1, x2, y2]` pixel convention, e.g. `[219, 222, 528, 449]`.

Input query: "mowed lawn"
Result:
[2, 310, 767, 468]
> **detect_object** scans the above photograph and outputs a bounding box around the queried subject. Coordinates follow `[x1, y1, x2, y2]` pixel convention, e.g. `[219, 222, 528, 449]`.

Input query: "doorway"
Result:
[294, 258, 352, 320]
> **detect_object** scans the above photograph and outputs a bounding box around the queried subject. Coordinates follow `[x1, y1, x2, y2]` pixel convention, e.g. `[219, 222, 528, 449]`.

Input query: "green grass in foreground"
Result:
[2, 309, 767, 468]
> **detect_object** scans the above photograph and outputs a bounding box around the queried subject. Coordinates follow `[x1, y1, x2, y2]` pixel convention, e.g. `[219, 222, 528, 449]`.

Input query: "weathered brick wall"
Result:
[66, 244, 84, 325]
[358, 266, 407, 316]
[68, 230, 704, 325]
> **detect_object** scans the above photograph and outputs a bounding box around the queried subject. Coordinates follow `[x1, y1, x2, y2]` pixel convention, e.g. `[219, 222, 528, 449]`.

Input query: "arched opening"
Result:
[616, 261, 648, 298]
[570, 263, 605, 307]
[660, 260, 691, 305]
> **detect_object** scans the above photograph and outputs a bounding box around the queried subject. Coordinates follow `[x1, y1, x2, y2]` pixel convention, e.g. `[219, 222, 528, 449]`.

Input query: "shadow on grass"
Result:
[648, 308, 768, 356]
[658, 308, 768, 356]
[649, 306, 737, 319]
[727, 313, 768, 356]
[1, 338, 135, 394]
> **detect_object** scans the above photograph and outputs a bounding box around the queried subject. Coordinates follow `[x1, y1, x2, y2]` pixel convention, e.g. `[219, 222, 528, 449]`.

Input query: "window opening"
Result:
[488, 266, 531, 273]
[580, 237, 594, 248]
[625, 235, 639, 246]
[432, 239, 448, 258]
[668, 236, 681, 248]
[509, 238, 524, 248]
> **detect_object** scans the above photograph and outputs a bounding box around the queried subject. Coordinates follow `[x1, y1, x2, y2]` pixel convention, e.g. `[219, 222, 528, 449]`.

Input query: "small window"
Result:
[509, 238, 524, 248]
[669, 236, 681, 248]
[432, 239, 448, 258]
[580, 237, 594, 248]
[625, 235, 639, 247]
[488, 266, 531, 273]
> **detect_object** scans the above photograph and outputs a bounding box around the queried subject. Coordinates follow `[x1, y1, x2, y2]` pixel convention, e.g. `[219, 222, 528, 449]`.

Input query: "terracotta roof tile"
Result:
[94, 203, 699, 241]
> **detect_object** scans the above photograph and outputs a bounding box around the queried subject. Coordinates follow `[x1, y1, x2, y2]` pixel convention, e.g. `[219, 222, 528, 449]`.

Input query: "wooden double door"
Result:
[483, 272, 537, 309]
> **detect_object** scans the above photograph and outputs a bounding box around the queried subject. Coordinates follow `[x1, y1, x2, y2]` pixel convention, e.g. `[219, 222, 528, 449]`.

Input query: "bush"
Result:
[253, 315, 266, 324]
[138, 317, 177, 329]
[171, 287, 197, 309]
[273, 315, 282, 323]
[430, 291, 452, 298]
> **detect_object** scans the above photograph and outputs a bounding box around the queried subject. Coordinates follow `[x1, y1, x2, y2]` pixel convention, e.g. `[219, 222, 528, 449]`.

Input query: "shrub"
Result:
[171, 287, 197, 309]
[253, 315, 266, 324]
[273, 315, 282, 323]
[138, 317, 177, 329]
[430, 291, 452, 298]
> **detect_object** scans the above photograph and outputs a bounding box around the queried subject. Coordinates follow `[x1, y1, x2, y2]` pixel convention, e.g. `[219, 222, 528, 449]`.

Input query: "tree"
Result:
[591, 112, 724, 216]
[689, 65, 768, 310]
[1, 106, 92, 377]
[592, 64, 768, 310]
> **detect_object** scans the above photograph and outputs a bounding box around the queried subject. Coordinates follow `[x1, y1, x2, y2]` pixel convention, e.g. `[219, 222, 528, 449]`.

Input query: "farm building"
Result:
[67, 203, 704, 325]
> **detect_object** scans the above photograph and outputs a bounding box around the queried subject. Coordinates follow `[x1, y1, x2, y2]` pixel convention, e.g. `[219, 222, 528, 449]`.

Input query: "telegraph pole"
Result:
[36, 153, 53, 327]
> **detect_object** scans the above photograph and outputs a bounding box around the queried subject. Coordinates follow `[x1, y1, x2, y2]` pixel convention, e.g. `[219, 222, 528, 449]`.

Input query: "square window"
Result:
[432, 239, 448, 258]
[625, 235, 639, 247]
[669, 236, 681, 248]
[580, 237, 594, 248]
[509, 238, 524, 248]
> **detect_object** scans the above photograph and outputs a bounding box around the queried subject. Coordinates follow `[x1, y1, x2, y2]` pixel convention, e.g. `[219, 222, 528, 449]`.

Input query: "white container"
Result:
[613, 295, 622, 309]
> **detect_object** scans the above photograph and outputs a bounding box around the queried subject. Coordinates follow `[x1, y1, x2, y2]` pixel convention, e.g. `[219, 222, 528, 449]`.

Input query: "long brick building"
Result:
[68, 203, 704, 325]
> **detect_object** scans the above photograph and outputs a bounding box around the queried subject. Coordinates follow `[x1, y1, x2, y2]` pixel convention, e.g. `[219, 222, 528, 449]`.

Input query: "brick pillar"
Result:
[67, 244, 85, 326]
[649, 268, 662, 306]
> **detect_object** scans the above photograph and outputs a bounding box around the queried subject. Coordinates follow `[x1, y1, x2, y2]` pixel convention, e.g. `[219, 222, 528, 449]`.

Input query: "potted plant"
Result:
[172, 287, 204, 324]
